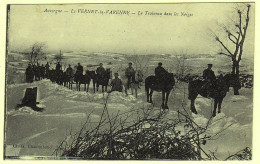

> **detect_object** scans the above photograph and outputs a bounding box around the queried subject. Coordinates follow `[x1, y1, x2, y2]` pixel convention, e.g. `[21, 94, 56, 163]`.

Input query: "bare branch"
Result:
[228, 34, 237, 44]
[215, 37, 233, 56]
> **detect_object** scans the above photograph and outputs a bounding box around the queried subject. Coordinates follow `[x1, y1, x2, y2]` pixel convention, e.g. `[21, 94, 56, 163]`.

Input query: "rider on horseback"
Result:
[56, 62, 62, 71]
[155, 62, 168, 84]
[125, 62, 135, 89]
[202, 64, 216, 97]
[96, 63, 105, 78]
[66, 64, 73, 77]
[76, 63, 83, 75]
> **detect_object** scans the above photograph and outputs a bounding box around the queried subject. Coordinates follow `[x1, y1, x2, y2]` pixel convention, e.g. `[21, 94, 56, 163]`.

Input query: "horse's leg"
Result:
[212, 99, 218, 117]
[84, 84, 86, 91]
[125, 85, 128, 96]
[164, 91, 170, 109]
[96, 83, 99, 92]
[218, 97, 224, 113]
[87, 83, 89, 92]
[162, 91, 165, 109]
[102, 85, 104, 92]
[190, 98, 197, 114]
[131, 84, 134, 95]
[146, 88, 150, 102]
[79, 83, 81, 91]
[149, 90, 154, 104]
[135, 86, 138, 98]
[93, 80, 95, 93]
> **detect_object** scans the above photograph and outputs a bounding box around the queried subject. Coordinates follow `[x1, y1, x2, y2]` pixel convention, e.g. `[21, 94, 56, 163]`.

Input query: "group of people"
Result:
[26, 60, 217, 95]
[25, 62, 51, 83]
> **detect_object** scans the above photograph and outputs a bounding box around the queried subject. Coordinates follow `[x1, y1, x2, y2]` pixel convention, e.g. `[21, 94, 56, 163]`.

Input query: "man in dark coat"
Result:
[202, 64, 216, 97]
[203, 64, 216, 82]
[45, 62, 50, 78]
[66, 64, 74, 77]
[125, 62, 135, 89]
[76, 63, 83, 74]
[110, 73, 123, 92]
[155, 62, 168, 83]
[26, 63, 34, 83]
[56, 62, 62, 71]
[96, 63, 105, 77]
[40, 64, 45, 79]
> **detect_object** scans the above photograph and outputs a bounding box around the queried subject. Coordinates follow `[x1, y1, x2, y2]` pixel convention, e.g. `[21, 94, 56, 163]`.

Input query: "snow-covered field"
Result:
[5, 51, 253, 160]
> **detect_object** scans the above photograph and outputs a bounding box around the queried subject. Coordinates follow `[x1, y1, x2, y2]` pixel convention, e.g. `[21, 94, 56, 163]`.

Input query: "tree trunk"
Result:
[232, 61, 240, 95]
[232, 62, 236, 75]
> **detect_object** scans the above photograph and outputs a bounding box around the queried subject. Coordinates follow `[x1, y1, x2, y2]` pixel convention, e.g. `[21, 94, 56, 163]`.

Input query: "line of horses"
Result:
[47, 68, 145, 98]
[29, 67, 241, 118]
[48, 69, 112, 93]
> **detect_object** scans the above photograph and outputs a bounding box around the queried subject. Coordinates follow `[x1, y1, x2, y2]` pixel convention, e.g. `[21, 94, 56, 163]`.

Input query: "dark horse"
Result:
[56, 70, 64, 85]
[96, 69, 111, 92]
[74, 70, 96, 92]
[62, 72, 74, 89]
[188, 74, 241, 117]
[145, 73, 175, 109]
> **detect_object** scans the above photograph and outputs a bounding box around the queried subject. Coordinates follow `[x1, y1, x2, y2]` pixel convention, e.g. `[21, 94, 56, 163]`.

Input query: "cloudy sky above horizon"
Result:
[8, 3, 255, 57]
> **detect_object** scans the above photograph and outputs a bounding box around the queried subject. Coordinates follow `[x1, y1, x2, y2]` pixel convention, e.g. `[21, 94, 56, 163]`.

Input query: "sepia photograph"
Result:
[3, 2, 255, 160]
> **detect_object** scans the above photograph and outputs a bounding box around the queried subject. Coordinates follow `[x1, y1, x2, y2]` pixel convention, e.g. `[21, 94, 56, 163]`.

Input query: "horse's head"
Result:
[168, 73, 176, 86]
[216, 74, 229, 93]
[223, 74, 241, 94]
[224, 73, 241, 90]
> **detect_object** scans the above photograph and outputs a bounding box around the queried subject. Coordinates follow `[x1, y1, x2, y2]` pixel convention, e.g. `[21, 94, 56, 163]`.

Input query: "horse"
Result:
[121, 70, 144, 98]
[49, 69, 57, 83]
[96, 69, 112, 92]
[25, 66, 34, 83]
[145, 72, 175, 109]
[74, 71, 83, 91]
[33, 65, 41, 81]
[55, 70, 64, 85]
[188, 74, 240, 117]
[62, 72, 74, 89]
[86, 70, 97, 93]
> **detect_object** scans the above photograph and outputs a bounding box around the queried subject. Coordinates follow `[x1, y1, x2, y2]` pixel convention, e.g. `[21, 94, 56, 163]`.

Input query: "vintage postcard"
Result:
[2, 1, 256, 161]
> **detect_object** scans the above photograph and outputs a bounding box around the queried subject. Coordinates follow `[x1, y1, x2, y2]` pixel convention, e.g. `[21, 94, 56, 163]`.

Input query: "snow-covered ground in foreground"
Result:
[5, 79, 253, 160]
[5, 51, 253, 159]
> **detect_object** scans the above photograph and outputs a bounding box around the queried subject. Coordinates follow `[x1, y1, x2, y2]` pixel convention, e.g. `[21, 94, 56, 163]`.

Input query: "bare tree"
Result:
[125, 54, 151, 77]
[214, 4, 251, 95]
[29, 42, 47, 64]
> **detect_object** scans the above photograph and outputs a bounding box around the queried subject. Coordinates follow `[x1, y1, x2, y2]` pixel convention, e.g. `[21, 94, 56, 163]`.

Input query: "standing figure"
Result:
[40, 64, 45, 79]
[45, 62, 50, 78]
[125, 62, 135, 89]
[25, 63, 34, 83]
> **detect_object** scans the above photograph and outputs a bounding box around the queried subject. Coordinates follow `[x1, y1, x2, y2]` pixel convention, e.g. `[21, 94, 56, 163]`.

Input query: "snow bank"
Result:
[7, 106, 39, 116]
[230, 95, 248, 101]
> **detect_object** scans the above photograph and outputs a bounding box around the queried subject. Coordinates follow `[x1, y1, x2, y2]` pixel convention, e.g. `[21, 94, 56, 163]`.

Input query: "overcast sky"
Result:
[8, 3, 255, 56]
